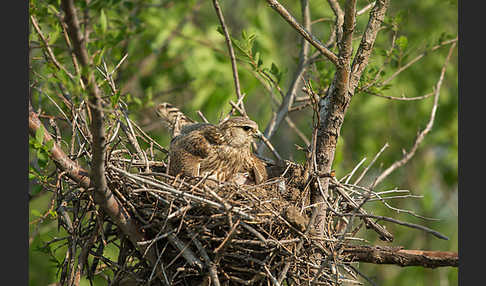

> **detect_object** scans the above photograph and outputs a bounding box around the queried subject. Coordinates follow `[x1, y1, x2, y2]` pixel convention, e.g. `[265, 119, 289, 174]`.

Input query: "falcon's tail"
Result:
[155, 102, 195, 137]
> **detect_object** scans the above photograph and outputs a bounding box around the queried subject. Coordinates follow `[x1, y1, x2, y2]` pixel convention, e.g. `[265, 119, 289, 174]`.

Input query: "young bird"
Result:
[156, 103, 267, 184]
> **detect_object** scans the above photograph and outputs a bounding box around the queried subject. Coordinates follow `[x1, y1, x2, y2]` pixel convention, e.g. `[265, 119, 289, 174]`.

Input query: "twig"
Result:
[256, 132, 283, 161]
[109, 165, 255, 220]
[197, 110, 209, 123]
[258, 0, 311, 151]
[212, 0, 246, 115]
[338, 212, 448, 240]
[353, 143, 389, 185]
[366, 91, 434, 101]
[30, 15, 75, 80]
[357, 1, 376, 16]
[265, 0, 339, 66]
[344, 157, 367, 184]
[379, 38, 458, 88]
[371, 42, 456, 188]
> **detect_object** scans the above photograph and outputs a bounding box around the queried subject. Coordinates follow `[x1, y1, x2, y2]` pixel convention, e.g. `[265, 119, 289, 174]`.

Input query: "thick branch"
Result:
[342, 245, 458, 268]
[29, 103, 90, 188]
[313, 0, 389, 236]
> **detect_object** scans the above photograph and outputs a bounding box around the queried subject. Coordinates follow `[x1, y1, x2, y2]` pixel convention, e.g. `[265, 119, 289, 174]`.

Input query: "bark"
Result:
[343, 245, 458, 268]
[313, 0, 390, 237]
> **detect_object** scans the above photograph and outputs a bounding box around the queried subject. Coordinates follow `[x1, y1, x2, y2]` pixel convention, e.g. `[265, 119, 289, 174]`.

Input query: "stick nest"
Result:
[92, 150, 366, 286]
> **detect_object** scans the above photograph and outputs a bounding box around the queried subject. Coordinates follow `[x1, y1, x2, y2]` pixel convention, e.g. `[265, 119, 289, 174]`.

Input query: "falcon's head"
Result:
[220, 116, 259, 148]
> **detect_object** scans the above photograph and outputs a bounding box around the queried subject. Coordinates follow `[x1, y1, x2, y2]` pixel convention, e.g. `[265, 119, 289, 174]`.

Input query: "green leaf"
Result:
[100, 9, 107, 34]
[216, 25, 224, 36]
[31, 209, 42, 218]
[270, 62, 279, 76]
[396, 35, 408, 50]
[29, 172, 37, 181]
[47, 4, 59, 15]
[35, 127, 44, 145]
[111, 91, 121, 108]
[44, 139, 54, 151]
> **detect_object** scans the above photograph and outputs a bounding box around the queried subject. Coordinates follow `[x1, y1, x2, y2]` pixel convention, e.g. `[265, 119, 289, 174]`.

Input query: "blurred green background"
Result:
[29, 0, 457, 285]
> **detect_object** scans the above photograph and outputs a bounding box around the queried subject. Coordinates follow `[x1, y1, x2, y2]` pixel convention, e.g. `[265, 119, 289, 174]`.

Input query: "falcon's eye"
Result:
[241, 126, 252, 131]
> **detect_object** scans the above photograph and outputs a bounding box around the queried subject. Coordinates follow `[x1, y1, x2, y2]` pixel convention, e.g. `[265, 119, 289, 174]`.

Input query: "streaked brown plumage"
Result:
[156, 103, 268, 184]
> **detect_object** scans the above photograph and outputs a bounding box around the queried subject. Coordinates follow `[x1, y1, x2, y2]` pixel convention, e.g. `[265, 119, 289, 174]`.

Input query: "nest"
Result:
[34, 109, 395, 286]
[86, 151, 370, 286]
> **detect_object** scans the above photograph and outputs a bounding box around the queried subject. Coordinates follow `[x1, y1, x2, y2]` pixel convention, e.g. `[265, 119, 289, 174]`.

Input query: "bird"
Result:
[155, 103, 268, 184]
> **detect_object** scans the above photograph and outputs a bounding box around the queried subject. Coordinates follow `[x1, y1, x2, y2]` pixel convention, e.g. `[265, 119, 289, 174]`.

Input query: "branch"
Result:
[258, 0, 311, 153]
[371, 42, 456, 188]
[265, 0, 339, 66]
[342, 245, 458, 268]
[29, 103, 90, 188]
[212, 0, 246, 115]
[350, 0, 390, 90]
[30, 15, 75, 80]
[59, 0, 164, 274]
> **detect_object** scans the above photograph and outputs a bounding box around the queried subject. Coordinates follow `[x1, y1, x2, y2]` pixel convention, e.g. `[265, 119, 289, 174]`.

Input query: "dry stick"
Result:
[353, 142, 389, 185]
[276, 206, 319, 285]
[186, 229, 221, 286]
[343, 157, 367, 184]
[257, 0, 311, 155]
[212, 0, 246, 116]
[335, 210, 448, 240]
[110, 165, 255, 220]
[371, 42, 456, 188]
[332, 179, 394, 242]
[265, 0, 339, 66]
[197, 110, 209, 123]
[284, 116, 310, 146]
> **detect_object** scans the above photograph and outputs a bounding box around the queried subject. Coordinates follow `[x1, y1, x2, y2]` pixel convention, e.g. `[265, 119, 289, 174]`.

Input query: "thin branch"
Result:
[59, 0, 164, 279]
[379, 38, 458, 88]
[327, 0, 344, 44]
[258, 0, 311, 153]
[357, 2, 376, 16]
[30, 15, 75, 80]
[29, 102, 90, 187]
[371, 42, 456, 188]
[212, 0, 245, 115]
[338, 212, 448, 240]
[265, 0, 339, 66]
[366, 91, 434, 101]
[353, 142, 389, 185]
[350, 0, 390, 91]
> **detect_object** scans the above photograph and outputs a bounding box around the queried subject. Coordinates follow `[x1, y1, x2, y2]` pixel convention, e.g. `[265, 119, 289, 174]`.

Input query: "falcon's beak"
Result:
[253, 130, 262, 139]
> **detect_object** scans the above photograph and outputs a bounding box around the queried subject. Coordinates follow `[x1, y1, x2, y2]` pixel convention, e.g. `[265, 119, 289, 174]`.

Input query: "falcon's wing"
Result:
[174, 125, 223, 159]
[199, 124, 225, 145]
